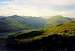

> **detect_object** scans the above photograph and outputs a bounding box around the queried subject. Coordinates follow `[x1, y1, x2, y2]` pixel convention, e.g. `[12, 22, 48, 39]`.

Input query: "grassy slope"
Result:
[45, 21, 75, 36]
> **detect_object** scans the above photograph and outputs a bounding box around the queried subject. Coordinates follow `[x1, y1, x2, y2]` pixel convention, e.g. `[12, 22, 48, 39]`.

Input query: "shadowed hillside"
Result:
[6, 34, 75, 51]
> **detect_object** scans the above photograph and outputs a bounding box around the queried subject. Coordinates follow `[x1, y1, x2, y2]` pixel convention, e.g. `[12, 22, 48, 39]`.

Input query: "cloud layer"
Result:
[0, 0, 75, 17]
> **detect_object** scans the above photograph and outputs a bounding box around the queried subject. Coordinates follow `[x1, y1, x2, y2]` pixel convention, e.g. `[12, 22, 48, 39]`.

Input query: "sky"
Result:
[0, 0, 75, 17]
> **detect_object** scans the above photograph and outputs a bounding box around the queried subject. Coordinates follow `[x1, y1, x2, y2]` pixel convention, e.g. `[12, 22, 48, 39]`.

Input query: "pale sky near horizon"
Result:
[0, 0, 75, 17]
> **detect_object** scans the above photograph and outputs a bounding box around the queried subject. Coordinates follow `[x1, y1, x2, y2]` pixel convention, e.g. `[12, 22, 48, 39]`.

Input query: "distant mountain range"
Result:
[0, 15, 74, 33]
[0, 15, 48, 33]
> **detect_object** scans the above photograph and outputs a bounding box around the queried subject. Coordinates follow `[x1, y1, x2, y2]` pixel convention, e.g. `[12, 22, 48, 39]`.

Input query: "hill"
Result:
[0, 15, 75, 37]
[45, 21, 75, 36]
[5, 15, 75, 50]
[0, 15, 48, 33]
[47, 15, 72, 26]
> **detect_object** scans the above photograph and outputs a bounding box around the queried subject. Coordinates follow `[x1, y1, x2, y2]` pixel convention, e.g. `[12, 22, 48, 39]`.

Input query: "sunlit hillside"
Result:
[45, 21, 75, 36]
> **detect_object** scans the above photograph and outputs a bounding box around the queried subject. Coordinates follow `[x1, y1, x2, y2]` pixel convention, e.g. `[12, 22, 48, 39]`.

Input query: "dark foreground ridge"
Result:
[6, 34, 75, 51]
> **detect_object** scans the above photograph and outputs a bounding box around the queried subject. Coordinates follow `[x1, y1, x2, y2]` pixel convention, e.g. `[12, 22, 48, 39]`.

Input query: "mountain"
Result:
[6, 16, 75, 45]
[7, 15, 49, 29]
[47, 15, 72, 26]
[5, 15, 75, 50]
[0, 15, 48, 33]
[0, 16, 31, 33]
[0, 15, 74, 33]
